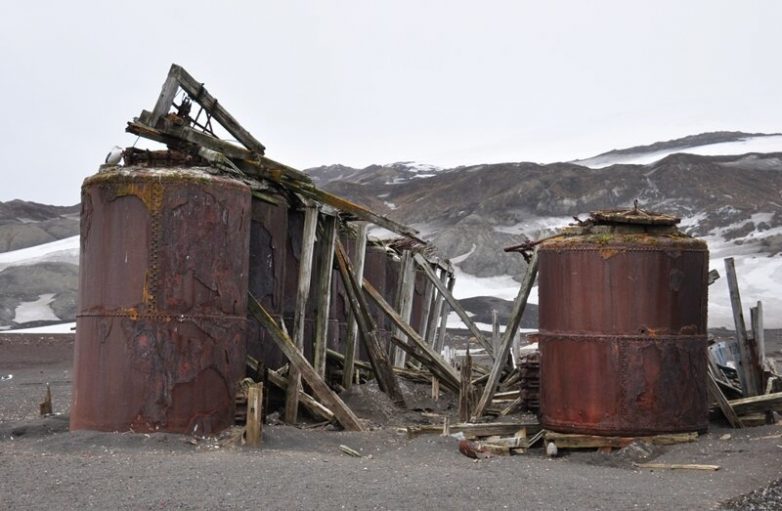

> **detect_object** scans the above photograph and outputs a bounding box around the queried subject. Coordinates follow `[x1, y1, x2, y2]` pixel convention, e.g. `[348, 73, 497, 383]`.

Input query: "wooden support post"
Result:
[418, 280, 435, 341]
[458, 348, 473, 422]
[425, 268, 447, 346]
[342, 223, 368, 389]
[751, 301, 766, 373]
[248, 294, 365, 431]
[313, 214, 337, 378]
[245, 383, 263, 447]
[393, 251, 416, 367]
[388, 336, 460, 392]
[412, 253, 494, 358]
[334, 241, 406, 406]
[364, 279, 462, 389]
[725, 257, 761, 396]
[472, 251, 538, 420]
[285, 205, 319, 425]
[433, 272, 455, 354]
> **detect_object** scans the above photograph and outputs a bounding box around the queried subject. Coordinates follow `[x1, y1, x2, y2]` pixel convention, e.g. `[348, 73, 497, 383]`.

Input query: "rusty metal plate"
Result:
[535, 333, 708, 436]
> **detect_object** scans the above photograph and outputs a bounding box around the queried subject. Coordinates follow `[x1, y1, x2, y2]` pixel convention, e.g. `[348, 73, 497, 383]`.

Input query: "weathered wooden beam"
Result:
[267, 369, 335, 422]
[472, 251, 538, 420]
[492, 309, 501, 355]
[342, 223, 368, 389]
[245, 383, 263, 447]
[433, 272, 455, 354]
[725, 257, 761, 396]
[248, 294, 364, 431]
[545, 431, 698, 449]
[418, 279, 435, 341]
[149, 67, 181, 127]
[729, 391, 782, 416]
[393, 252, 416, 367]
[335, 241, 406, 406]
[285, 205, 319, 424]
[170, 64, 267, 156]
[707, 367, 743, 429]
[328, 348, 431, 383]
[363, 279, 462, 390]
[313, 214, 337, 378]
[750, 301, 766, 371]
[412, 253, 494, 357]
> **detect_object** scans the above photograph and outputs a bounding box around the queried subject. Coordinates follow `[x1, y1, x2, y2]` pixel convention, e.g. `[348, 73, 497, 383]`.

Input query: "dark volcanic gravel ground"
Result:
[1, 334, 782, 510]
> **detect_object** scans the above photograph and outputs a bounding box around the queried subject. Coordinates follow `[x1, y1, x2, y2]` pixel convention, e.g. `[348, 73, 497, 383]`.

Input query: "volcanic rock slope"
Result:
[0, 201, 79, 330]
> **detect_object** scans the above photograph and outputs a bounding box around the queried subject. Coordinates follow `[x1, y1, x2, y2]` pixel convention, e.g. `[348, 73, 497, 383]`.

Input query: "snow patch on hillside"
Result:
[12, 293, 60, 323]
[5, 322, 75, 334]
[0, 235, 79, 271]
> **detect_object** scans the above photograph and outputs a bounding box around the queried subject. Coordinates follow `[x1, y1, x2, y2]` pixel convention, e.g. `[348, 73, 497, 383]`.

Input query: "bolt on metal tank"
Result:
[534, 207, 709, 436]
[71, 166, 250, 434]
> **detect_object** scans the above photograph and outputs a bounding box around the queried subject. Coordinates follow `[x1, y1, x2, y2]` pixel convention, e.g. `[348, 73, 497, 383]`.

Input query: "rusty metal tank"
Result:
[71, 166, 250, 434]
[535, 208, 709, 436]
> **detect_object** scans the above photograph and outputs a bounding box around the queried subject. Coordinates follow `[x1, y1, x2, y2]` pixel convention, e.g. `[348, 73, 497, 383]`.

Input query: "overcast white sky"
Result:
[1, 1, 780, 205]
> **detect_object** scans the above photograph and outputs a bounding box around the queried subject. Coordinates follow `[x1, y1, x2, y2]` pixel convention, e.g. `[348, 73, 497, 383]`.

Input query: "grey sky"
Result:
[1, 1, 779, 205]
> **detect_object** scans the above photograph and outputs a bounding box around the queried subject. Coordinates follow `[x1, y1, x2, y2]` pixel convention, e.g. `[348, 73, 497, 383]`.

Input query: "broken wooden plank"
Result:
[418, 279, 435, 342]
[412, 253, 493, 357]
[729, 391, 782, 416]
[313, 213, 337, 378]
[335, 241, 405, 406]
[725, 257, 761, 396]
[472, 251, 538, 419]
[499, 397, 523, 417]
[248, 293, 364, 431]
[267, 369, 334, 422]
[633, 463, 720, 471]
[149, 69, 181, 127]
[544, 431, 698, 449]
[707, 367, 743, 428]
[342, 222, 368, 389]
[245, 383, 263, 447]
[363, 279, 461, 390]
[285, 204, 319, 425]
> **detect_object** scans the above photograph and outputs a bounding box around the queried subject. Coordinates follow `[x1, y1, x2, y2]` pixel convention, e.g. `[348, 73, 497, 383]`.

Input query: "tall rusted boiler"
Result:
[71, 166, 250, 434]
[536, 208, 708, 436]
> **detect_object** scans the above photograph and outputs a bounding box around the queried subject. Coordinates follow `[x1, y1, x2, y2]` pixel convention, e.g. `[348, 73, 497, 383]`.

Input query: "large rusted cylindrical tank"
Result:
[71, 166, 250, 434]
[535, 208, 708, 436]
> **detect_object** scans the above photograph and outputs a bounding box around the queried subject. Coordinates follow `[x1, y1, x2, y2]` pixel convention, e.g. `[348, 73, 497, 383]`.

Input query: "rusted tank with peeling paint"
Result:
[71, 166, 250, 435]
[534, 208, 709, 436]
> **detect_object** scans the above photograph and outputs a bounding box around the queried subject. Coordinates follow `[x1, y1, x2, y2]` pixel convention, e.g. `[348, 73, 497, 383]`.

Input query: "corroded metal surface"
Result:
[536, 333, 708, 435]
[71, 166, 250, 434]
[536, 216, 709, 435]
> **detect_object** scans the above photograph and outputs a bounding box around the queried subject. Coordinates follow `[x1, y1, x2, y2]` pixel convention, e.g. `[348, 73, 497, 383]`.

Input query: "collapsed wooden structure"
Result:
[123, 64, 537, 433]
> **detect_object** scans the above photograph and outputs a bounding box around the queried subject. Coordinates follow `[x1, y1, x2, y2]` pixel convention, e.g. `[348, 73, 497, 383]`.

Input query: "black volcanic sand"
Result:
[2, 333, 782, 510]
